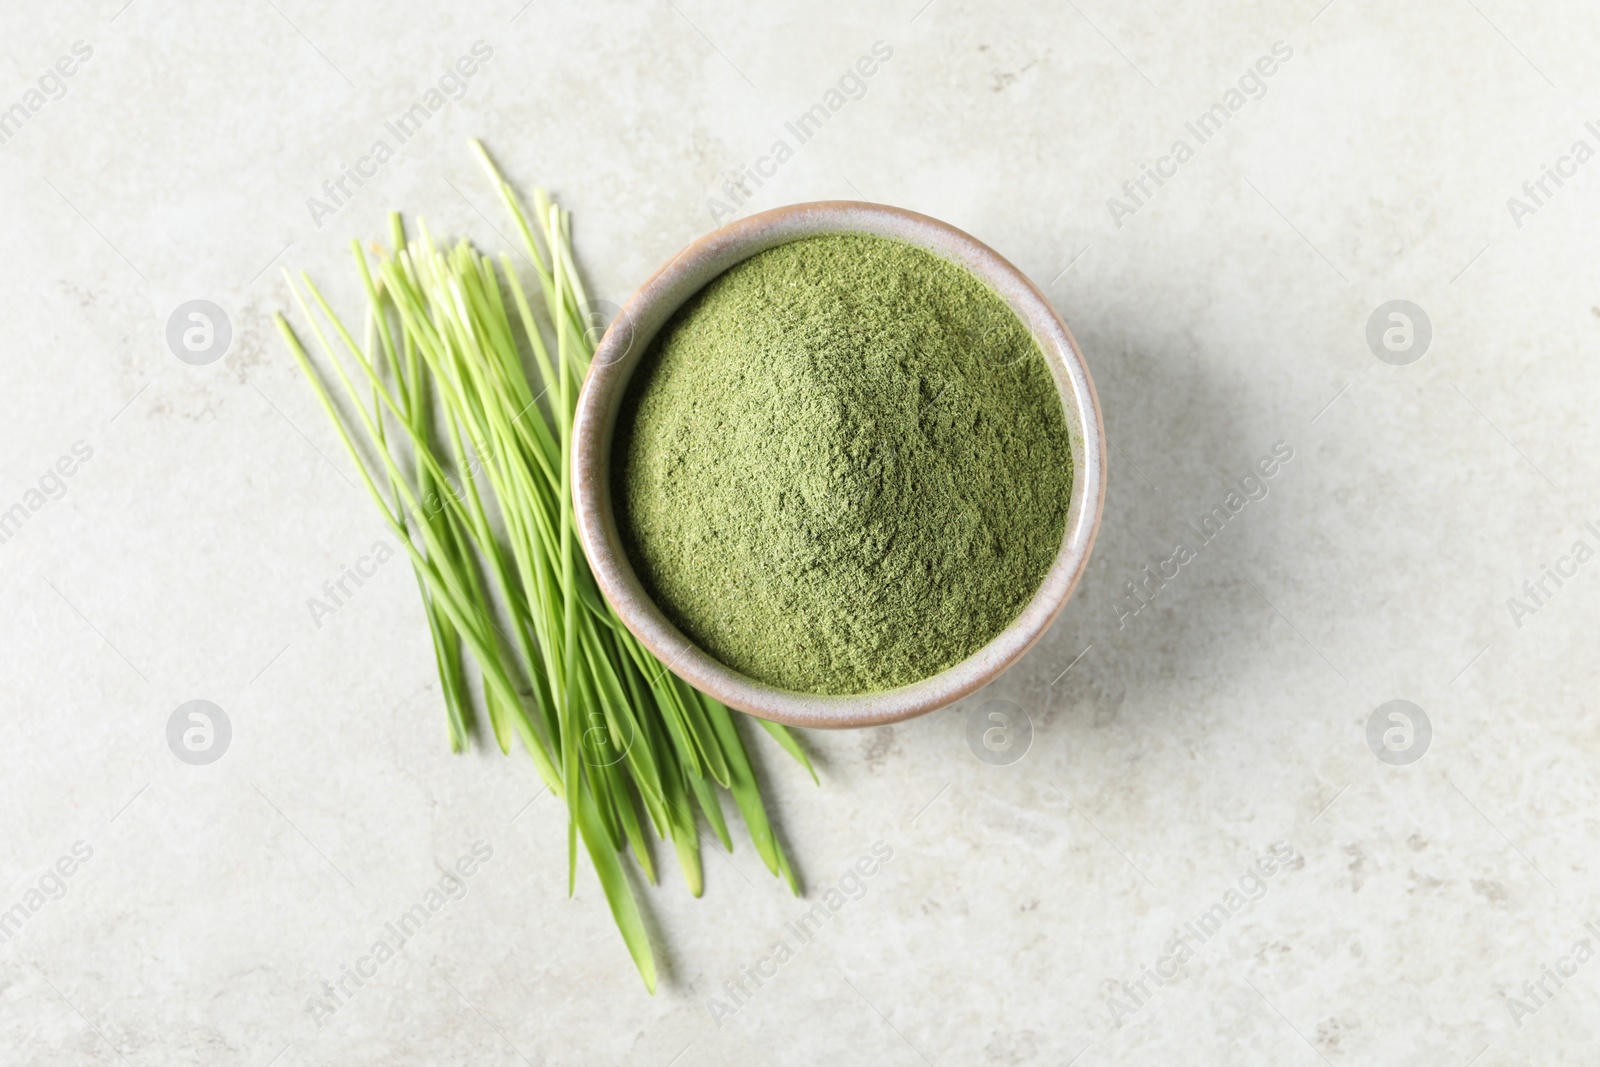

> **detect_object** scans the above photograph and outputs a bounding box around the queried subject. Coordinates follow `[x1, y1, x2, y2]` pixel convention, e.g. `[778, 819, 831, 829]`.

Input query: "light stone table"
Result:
[3, 1, 1598, 1064]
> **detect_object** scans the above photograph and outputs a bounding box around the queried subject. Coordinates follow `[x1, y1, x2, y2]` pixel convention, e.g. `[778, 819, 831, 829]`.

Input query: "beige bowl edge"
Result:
[572, 201, 1106, 730]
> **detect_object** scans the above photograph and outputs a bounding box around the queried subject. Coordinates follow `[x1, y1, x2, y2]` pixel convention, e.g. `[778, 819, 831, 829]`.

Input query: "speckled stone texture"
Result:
[2, 2, 1598, 1064]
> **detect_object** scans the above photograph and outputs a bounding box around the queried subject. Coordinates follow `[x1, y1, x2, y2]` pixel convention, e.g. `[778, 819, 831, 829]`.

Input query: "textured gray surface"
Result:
[3, 1, 1598, 1064]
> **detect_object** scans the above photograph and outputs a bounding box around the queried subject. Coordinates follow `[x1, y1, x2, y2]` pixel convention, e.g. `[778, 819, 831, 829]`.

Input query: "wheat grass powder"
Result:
[613, 233, 1073, 695]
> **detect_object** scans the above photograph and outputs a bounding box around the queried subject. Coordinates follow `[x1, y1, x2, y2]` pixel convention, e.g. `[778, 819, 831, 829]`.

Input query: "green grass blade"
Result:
[575, 783, 657, 993]
[702, 696, 795, 890]
[755, 719, 818, 785]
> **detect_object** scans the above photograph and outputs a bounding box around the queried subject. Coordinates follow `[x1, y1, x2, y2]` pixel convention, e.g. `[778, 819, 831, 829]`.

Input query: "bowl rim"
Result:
[572, 201, 1105, 729]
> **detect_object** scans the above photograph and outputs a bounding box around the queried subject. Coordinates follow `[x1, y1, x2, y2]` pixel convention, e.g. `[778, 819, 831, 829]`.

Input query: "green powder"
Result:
[613, 233, 1073, 695]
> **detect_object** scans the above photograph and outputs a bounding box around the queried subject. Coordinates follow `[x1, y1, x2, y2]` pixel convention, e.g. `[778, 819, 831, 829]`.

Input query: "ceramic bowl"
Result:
[572, 201, 1105, 729]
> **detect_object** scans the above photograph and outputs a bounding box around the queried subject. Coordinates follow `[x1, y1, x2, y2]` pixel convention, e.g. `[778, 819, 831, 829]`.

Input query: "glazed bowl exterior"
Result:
[572, 202, 1105, 729]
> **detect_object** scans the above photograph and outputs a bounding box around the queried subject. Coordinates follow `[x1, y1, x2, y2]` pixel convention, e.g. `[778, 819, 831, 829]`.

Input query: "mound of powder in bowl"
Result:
[612, 232, 1073, 695]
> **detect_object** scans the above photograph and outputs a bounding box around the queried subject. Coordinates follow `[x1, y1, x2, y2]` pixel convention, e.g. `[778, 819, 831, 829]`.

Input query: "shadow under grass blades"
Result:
[273, 141, 816, 992]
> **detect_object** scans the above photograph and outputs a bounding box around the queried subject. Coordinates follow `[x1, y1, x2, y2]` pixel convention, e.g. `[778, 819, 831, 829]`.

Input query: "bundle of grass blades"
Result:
[272, 141, 813, 991]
